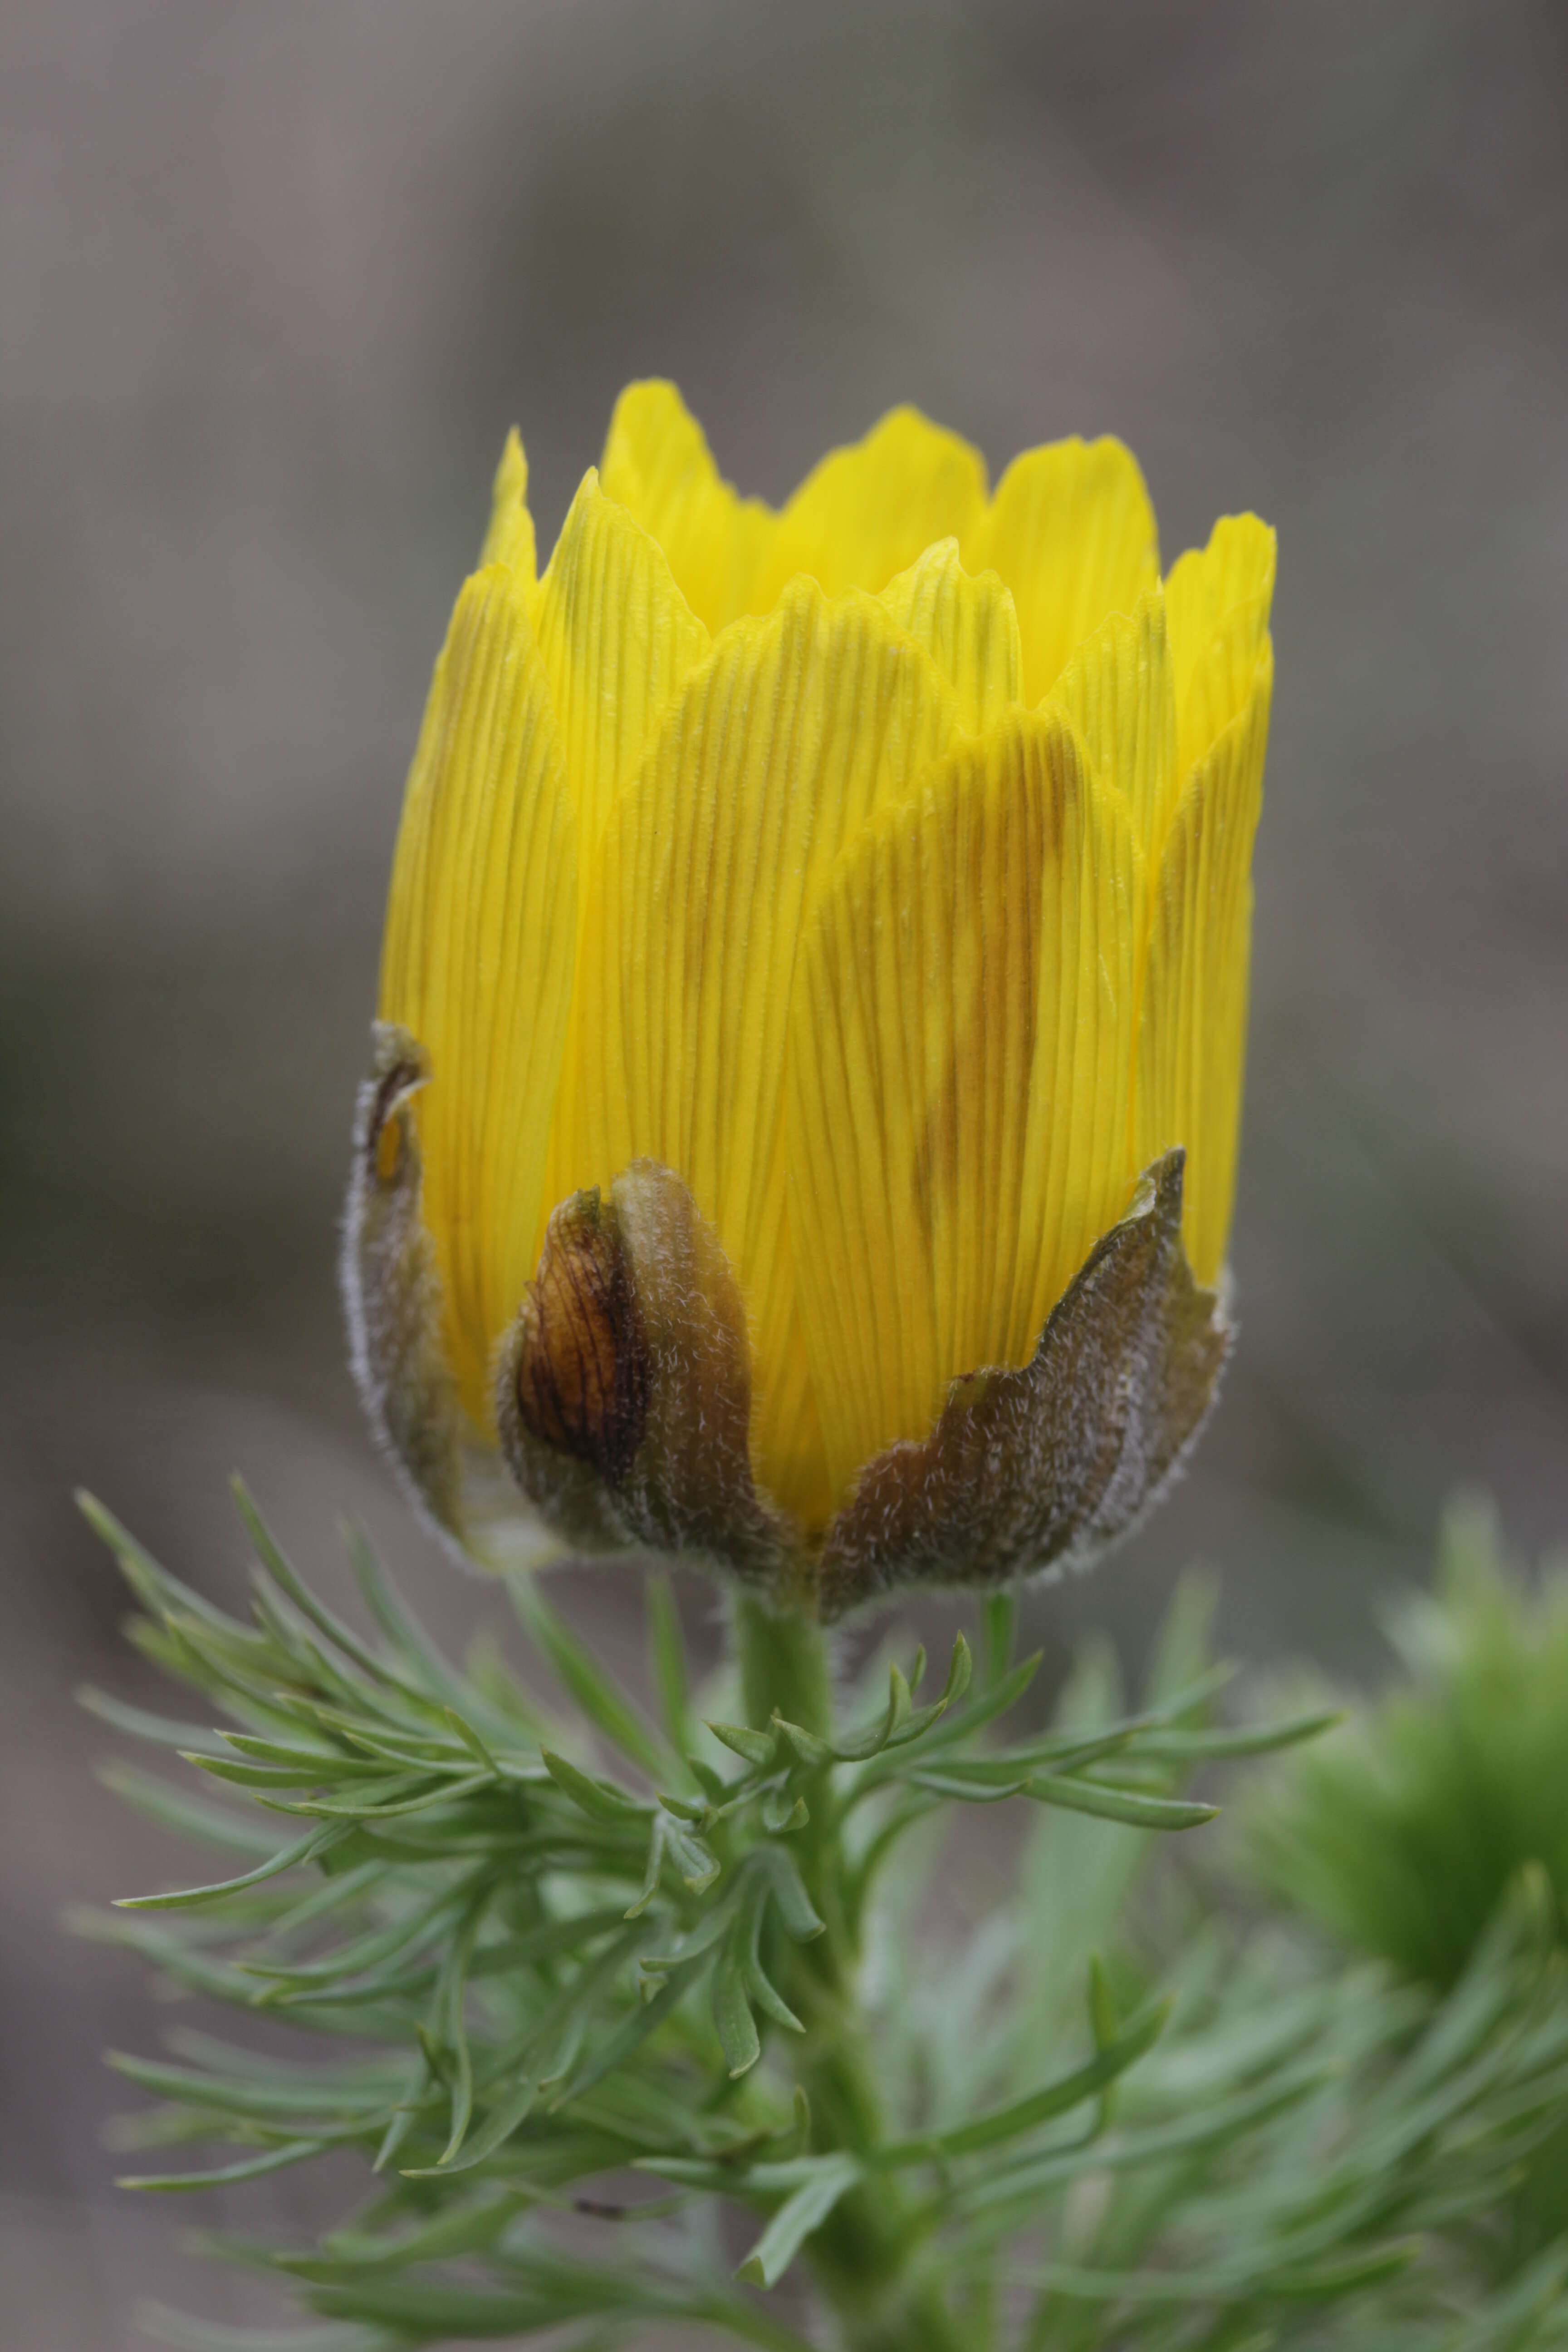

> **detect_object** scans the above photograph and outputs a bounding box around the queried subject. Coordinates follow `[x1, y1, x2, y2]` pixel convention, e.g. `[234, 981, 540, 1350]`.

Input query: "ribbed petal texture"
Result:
[548, 578, 959, 1521]
[365, 382, 1273, 1573]
[788, 709, 1138, 1499]
[878, 540, 1023, 732]
[378, 567, 577, 1421]
[1137, 651, 1273, 1284]
[531, 470, 710, 877]
[970, 435, 1159, 701]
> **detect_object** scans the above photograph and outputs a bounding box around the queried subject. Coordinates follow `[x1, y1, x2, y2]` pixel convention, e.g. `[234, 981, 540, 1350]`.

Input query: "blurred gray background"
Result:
[3, 2, 1565, 2343]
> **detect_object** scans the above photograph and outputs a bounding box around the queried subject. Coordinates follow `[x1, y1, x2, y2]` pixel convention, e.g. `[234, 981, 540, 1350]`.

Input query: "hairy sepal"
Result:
[342, 1023, 541, 1567]
[497, 1159, 796, 1579]
[816, 1150, 1230, 1619]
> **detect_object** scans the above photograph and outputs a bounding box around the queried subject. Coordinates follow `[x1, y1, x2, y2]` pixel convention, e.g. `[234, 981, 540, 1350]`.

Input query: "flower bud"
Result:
[348, 387, 1269, 1610]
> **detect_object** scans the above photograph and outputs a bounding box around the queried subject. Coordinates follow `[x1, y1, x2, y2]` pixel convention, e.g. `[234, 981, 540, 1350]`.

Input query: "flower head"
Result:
[344, 384, 1272, 1614]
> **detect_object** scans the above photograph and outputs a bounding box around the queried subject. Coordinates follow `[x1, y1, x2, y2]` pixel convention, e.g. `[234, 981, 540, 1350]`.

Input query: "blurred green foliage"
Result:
[76, 1487, 1568, 2348]
[1251, 1494, 1568, 2280]
[1251, 1494, 1568, 1986]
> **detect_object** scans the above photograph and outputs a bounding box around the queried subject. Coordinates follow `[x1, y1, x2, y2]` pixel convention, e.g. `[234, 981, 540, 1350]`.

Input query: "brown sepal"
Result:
[512, 1191, 649, 1485]
[341, 1023, 468, 1546]
[814, 1149, 1231, 1622]
[496, 1160, 794, 1579]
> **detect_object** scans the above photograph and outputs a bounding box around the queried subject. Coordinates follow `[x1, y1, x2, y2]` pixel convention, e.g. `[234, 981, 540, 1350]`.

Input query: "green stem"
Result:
[734, 1595, 968, 2352]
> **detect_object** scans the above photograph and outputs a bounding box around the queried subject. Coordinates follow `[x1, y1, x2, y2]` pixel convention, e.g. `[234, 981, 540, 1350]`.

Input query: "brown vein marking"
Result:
[365, 1055, 426, 1177]
[512, 1191, 650, 1486]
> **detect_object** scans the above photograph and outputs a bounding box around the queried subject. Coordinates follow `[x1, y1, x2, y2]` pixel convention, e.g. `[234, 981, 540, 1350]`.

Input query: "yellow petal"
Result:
[878, 539, 1023, 731]
[972, 436, 1159, 703]
[478, 427, 537, 587]
[379, 566, 577, 1425]
[1135, 645, 1273, 1284]
[599, 379, 775, 634]
[548, 579, 961, 1524]
[1164, 514, 1276, 782]
[1049, 588, 1176, 855]
[531, 469, 710, 873]
[788, 708, 1141, 1503]
[756, 406, 988, 610]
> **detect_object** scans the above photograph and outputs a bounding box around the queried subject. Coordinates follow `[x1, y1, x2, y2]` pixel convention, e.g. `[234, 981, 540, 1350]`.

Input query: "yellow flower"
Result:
[344, 383, 1272, 1614]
